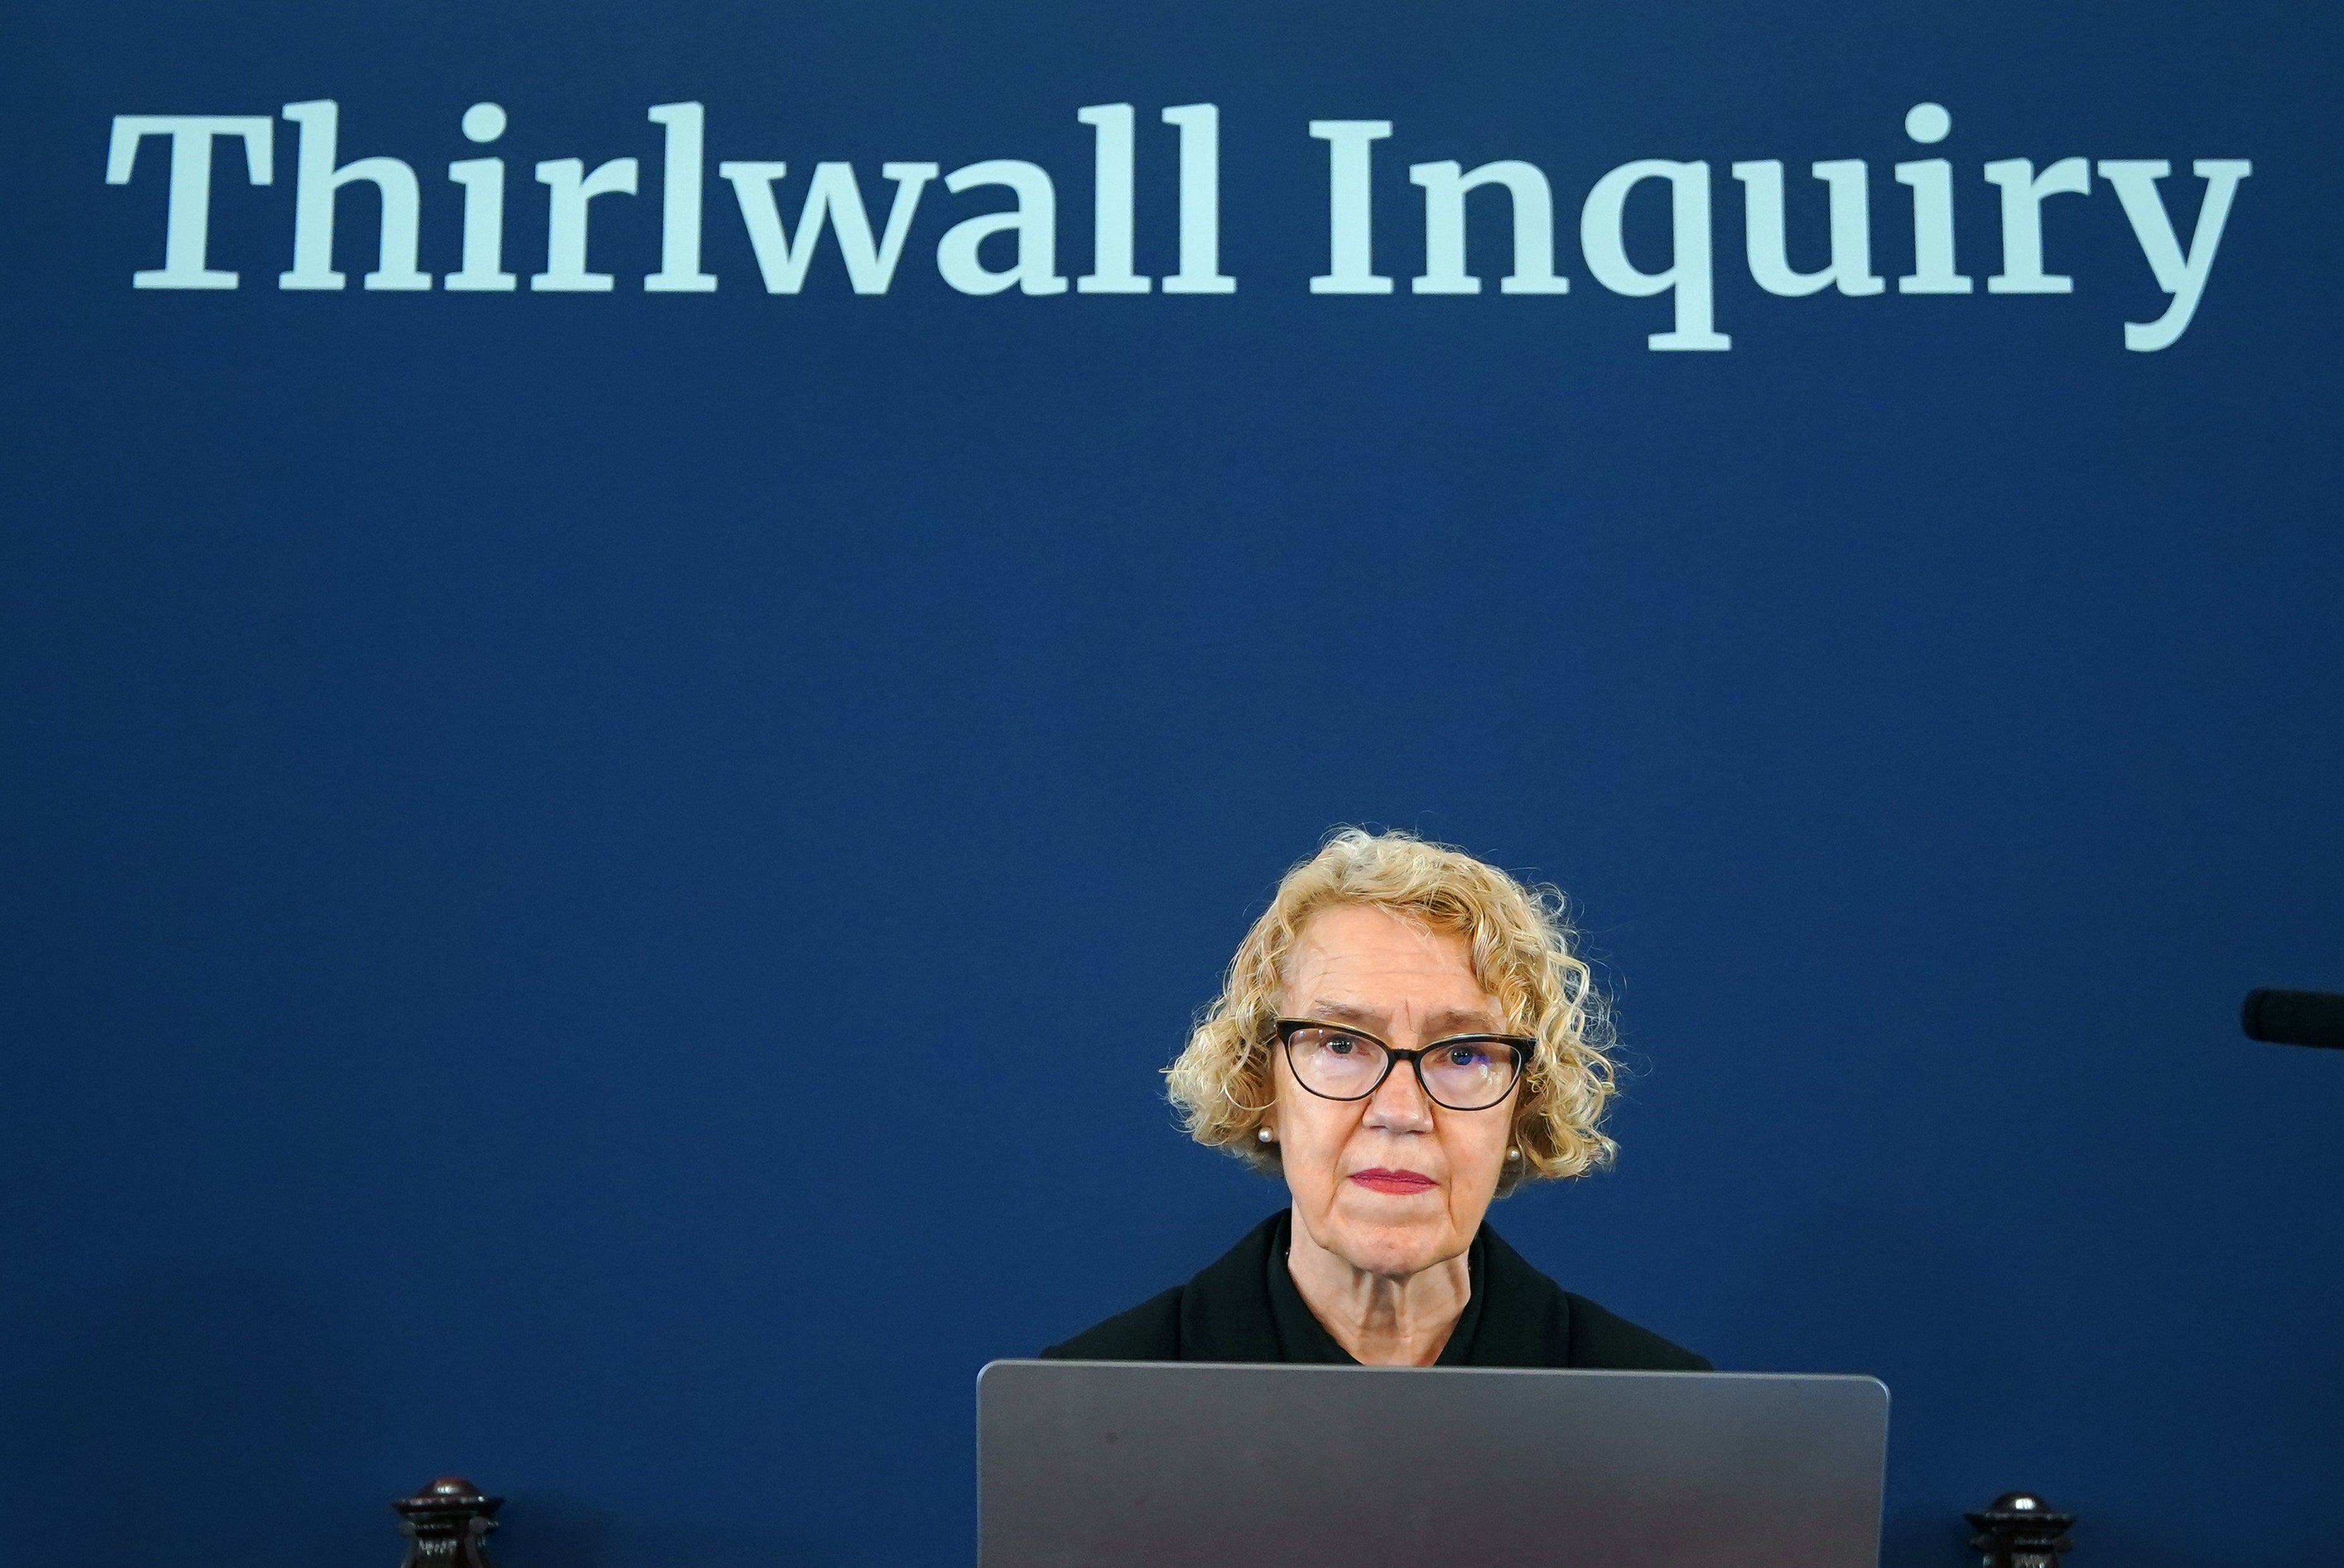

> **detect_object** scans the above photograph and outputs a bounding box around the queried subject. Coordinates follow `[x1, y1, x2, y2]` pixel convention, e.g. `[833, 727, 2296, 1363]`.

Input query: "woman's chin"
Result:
[1321, 1208, 1459, 1279]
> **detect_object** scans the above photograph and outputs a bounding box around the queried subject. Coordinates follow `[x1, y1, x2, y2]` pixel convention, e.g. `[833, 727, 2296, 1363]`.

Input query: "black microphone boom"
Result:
[2241, 989, 2344, 1051]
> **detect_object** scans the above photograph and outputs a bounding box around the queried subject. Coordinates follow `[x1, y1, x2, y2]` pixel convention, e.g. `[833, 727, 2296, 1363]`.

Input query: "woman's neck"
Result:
[1285, 1205, 1471, 1366]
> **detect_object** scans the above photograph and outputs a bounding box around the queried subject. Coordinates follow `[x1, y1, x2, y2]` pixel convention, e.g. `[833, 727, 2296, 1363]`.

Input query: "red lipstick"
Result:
[1349, 1168, 1437, 1194]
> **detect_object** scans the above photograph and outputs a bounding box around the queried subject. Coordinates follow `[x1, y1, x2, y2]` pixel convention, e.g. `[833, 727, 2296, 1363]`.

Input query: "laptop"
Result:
[977, 1360, 1888, 1568]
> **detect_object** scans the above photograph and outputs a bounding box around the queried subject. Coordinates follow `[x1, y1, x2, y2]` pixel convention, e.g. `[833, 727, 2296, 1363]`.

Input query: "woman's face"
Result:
[1269, 904, 1519, 1281]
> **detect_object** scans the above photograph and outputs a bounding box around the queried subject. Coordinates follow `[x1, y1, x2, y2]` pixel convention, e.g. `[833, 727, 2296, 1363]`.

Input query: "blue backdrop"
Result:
[4, 2, 2340, 1564]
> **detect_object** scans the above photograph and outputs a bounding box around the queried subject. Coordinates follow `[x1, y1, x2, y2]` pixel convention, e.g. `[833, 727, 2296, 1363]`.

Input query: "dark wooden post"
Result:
[392, 1477, 504, 1568]
[1965, 1491, 2075, 1568]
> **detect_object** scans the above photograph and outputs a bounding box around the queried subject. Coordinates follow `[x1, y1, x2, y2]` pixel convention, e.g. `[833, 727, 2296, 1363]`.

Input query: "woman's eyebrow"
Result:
[1304, 1001, 1501, 1035]
[1421, 1006, 1503, 1033]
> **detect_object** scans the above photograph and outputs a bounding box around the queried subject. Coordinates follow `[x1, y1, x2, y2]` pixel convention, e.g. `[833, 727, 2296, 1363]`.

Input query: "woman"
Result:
[1046, 828, 1708, 1370]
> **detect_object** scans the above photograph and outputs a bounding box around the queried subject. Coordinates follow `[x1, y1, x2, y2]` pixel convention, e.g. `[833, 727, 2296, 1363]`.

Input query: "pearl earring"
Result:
[1257, 1127, 1275, 1144]
[1506, 1146, 1521, 1162]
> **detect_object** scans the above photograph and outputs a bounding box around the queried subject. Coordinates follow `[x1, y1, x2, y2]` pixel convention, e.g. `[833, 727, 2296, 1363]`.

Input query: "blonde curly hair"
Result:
[1163, 828, 1618, 1196]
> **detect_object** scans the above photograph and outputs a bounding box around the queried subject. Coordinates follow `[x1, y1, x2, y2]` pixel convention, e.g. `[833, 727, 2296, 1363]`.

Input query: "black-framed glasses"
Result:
[1273, 1018, 1536, 1112]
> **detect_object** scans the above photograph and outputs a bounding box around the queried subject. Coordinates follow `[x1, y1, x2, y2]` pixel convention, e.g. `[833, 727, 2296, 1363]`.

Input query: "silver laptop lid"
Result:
[979, 1360, 1888, 1568]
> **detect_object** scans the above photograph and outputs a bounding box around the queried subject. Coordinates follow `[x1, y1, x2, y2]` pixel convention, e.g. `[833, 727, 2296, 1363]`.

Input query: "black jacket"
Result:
[1043, 1210, 1710, 1370]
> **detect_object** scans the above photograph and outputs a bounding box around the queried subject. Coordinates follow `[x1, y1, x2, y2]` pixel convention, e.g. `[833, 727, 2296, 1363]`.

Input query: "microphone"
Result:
[2241, 989, 2344, 1051]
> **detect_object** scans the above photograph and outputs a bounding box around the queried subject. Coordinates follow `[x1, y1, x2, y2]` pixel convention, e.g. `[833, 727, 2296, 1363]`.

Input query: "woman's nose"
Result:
[1363, 1059, 1435, 1131]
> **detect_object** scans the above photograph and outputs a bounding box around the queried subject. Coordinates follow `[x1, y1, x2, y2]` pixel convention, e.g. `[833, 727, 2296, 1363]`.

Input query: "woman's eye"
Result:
[1326, 1037, 1359, 1056]
[1444, 1046, 1487, 1068]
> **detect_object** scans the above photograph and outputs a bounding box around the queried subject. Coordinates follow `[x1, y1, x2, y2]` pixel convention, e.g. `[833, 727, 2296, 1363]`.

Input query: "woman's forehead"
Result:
[1283, 905, 1493, 1010]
